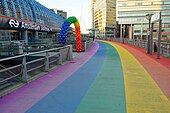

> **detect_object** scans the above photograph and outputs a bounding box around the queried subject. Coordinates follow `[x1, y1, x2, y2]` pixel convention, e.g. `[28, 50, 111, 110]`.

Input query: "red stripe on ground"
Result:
[119, 42, 170, 69]
[113, 41, 170, 100]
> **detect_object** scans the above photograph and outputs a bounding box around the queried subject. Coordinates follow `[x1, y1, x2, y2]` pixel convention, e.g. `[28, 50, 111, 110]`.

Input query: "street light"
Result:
[122, 25, 125, 44]
[145, 13, 153, 54]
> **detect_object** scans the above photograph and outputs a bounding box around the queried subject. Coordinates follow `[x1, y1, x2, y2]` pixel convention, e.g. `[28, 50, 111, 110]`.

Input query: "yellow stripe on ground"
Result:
[101, 40, 170, 113]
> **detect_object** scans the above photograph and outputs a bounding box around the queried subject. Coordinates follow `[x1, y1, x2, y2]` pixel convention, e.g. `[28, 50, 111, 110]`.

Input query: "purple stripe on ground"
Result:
[0, 42, 99, 113]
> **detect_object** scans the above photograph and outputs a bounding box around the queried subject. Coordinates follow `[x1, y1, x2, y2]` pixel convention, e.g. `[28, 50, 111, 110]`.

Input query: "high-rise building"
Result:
[92, 0, 116, 39]
[118, 0, 170, 40]
[91, 0, 95, 30]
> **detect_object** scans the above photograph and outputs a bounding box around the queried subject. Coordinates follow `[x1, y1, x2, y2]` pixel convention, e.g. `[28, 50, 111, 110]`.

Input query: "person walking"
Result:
[154, 42, 157, 52]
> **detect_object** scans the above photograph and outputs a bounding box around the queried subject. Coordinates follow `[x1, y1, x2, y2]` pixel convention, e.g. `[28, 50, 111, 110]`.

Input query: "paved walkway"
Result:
[0, 40, 170, 113]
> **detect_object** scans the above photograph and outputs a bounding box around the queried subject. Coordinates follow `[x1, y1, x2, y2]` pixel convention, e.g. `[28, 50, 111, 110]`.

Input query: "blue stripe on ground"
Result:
[75, 42, 126, 113]
[26, 42, 107, 113]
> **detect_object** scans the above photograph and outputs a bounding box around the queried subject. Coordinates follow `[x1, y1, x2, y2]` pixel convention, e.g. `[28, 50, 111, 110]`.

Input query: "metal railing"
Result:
[68, 40, 94, 52]
[0, 45, 73, 85]
[0, 42, 61, 57]
[0, 64, 21, 83]
[113, 38, 170, 58]
[0, 40, 93, 57]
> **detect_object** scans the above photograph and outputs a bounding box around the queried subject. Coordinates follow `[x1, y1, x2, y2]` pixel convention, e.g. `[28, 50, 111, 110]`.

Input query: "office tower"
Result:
[92, 0, 116, 39]
[118, 0, 170, 40]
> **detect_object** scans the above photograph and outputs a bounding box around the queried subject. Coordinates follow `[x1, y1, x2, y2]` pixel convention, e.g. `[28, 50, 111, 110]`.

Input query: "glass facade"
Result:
[118, 0, 170, 40]
[0, 0, 65, 28]
[0, 0, 65, 43]
[92, 0, 116, 39]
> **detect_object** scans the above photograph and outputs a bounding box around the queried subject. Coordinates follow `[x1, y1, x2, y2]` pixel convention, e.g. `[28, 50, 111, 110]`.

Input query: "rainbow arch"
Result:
[60, 16, 82, 52]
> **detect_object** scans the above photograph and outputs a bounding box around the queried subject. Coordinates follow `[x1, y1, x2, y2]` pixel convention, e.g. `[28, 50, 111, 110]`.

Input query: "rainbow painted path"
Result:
[0, 41, 170, 113]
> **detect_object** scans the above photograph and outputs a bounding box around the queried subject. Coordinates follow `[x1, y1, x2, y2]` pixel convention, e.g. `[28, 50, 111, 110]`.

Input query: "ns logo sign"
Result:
[9, 19, 20, 28]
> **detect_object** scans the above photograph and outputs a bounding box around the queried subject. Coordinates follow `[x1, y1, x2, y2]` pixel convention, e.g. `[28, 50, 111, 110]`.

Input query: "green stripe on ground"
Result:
[75, 42, 126, 113]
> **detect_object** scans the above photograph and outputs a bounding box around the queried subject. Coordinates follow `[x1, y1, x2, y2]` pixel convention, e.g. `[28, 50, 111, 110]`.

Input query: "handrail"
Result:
[113, 38, 170, 58]
[0, 64, 20, 81]
[0, 44, 73, 84]
[0, 73, 21, 83]
[0, 45, 70, 62]
[26, 57, 46, 65]
[0, 64, 21, 73]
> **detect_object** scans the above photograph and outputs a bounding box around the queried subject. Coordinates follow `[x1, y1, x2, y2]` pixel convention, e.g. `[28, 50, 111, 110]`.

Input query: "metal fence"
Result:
[113, 38, 170, 58]
[0, 40, 93, 57]
[0, 45, 73, 95]
[0, 40, 94, 96]
[67, 40, 93, 52]
[0, 42, 61, 57]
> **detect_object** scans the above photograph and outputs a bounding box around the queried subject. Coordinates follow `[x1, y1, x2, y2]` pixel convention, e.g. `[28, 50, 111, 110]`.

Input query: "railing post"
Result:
[167, 45, 170, 57]
[84, 41, 87, 52]
[59, 49, 63, 65]
[22, 56, 28, 82]
[67, 45, 73, 61]
[160, 44, 163, 55]
[45, 51, 49, 71]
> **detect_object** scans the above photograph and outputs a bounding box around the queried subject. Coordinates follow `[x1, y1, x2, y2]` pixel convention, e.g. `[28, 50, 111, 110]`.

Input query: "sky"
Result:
[36, 0, 92, 33]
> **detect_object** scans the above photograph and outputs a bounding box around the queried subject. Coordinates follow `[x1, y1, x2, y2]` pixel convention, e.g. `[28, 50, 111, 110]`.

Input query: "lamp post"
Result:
[145, 14, 153, 54]
[122, 25, 125, 44]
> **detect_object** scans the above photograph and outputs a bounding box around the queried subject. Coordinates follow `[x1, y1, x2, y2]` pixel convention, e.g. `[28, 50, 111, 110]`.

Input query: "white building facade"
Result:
[118, 0, 170, 40]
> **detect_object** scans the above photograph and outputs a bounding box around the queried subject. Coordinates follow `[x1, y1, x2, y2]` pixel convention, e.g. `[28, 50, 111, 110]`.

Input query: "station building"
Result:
[0, 0, 65, 44]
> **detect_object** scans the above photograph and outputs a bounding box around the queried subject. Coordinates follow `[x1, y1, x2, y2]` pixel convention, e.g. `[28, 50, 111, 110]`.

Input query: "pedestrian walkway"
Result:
[0, 40, 170, 113]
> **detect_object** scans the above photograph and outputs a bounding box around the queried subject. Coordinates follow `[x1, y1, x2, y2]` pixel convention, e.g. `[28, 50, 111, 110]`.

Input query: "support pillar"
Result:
[33, 31, 38, 42]
[140, 24, 143, 40]
[129, 24, 133, 40]
[120, 24, 123, 39]
[157, 12, 162, 59]
[150, 23, 154, 54]
[22, 30, 28, 45]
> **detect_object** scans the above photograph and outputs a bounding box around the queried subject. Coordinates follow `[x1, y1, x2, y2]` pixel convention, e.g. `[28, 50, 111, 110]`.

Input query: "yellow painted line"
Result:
[101, 40, 170, 113]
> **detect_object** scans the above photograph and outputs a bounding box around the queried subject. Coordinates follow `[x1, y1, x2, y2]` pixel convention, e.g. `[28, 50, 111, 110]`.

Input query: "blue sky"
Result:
[36, 0, 91, 33]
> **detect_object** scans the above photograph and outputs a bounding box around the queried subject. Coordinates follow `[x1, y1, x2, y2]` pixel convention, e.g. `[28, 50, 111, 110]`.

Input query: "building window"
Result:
[122, 3, 127, 6]
[163, 1, 170, 5]
[134, 30, 140, 33]
[162, 35, 167, 38]
[26, 7, 31, 21]
[0, 0, 4, 15]
[21, 7, 27, 20]
[135, 2, 142, 6]
[6, 0, 13, 17]
[143, 30, 147, 33]
[19, 0, 27, 20]
[15, 5, 20, 18]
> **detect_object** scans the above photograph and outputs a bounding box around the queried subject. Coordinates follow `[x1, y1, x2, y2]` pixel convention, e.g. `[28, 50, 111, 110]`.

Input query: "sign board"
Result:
[8, 19, 52, 32]
[9, 19, 20, 28]
[151, 12, 160, 23]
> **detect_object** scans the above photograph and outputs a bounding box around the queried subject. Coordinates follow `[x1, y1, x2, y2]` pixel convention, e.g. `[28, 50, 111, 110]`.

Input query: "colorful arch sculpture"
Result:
[60, 16, 82, 52]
